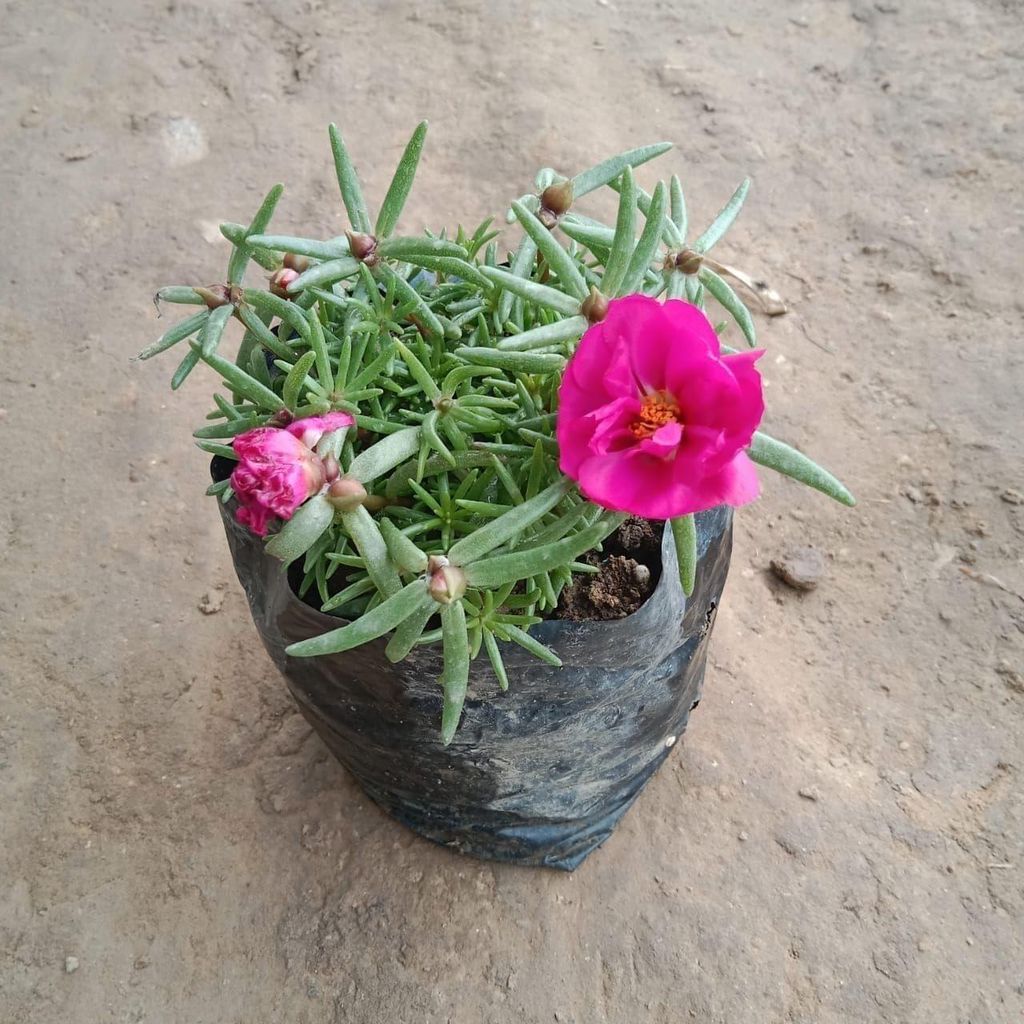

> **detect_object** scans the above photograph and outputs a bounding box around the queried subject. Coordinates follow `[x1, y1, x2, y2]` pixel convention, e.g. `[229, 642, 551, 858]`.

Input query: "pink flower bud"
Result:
[426, 555, 467, 605]
[269, 268, 299, 298]
[581, 286, 610, 324]
[325, 476, 368, 511]
[195, 284, 232, 309]
[283, 252, 310, 273]
[322, 453, 340, 482]
[346, 230, 379, 265]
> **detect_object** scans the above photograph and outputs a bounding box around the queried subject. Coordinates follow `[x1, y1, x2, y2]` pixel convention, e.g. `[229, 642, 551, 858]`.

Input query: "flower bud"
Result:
[581, 286, 610, 324]
[426, 555, 467, 605]
[269, 267, 299, 298]
[267, 409, 294, 428]
[283, 252, 310, 273]
[346, 230, 379, 265]
[326, 476, 368, 511]
[195, 284, 232, 309]
[321, 453, 340, 483]
[540, 180, 574, 218]
[673, 249, 704, 276]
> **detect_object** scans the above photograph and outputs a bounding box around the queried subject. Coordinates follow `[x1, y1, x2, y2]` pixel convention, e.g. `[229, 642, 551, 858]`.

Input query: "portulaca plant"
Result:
[144, 123, 853, 742]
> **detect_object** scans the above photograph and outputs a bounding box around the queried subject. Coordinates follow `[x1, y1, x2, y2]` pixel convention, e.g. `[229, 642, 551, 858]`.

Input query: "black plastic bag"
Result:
[217, 481, 733, 871]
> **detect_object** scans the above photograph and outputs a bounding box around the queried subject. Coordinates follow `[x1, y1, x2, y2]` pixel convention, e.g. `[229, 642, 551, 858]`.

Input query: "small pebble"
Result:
[198, 590, 224, 615]
[770, 547, 826, 591]
[738, 830, 749, 841]
[65, 956, 79, 974]
[798, 787, 820, 802]
[1000, 488, 1023, 505]
[633, 563, 651, 587]
[899, 740, 910, 751]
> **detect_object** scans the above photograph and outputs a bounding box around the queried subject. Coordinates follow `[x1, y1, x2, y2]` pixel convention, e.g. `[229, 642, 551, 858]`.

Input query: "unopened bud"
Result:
[267, 409, 294, 428]
[195, 284, 232, 309]
[269, 267, 299, 298]
[540, 180, 574, 218]
[673, 249, 704, 276]
[581, 286, 610, 324]
[326, 476, 368, 511]
[426, 555, 467, 605]
[321, 453, 340, 483]
[283, 252, 310, 273]
[346, 231, 379, 265]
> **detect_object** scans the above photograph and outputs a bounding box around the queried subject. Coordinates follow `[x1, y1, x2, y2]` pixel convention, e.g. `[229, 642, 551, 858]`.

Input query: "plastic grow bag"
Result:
[216, 479, 733, 871]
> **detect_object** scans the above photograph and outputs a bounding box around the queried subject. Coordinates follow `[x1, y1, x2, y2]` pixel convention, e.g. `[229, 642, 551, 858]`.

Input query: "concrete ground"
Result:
[2, 1, 1022, 1021]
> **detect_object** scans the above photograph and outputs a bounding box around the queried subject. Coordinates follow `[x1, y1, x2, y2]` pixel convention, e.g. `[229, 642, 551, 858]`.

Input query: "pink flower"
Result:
[557, 295, 764, 519]
[230, 412, 354, 536]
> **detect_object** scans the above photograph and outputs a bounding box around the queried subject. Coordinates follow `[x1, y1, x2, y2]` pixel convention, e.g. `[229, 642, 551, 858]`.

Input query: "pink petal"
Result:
[286, 411, 355, 449]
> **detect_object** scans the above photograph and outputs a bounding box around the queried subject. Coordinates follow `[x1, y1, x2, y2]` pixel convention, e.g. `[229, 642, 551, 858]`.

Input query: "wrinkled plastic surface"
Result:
[217, 478, 733, 870]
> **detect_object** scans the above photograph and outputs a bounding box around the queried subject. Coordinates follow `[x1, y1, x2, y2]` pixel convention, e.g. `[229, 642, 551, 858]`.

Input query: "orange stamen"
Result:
[631, 391, 681, 440]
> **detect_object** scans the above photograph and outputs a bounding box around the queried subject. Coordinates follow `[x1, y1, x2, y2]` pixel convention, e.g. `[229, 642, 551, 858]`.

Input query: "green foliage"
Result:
[144, 123, 854, 741]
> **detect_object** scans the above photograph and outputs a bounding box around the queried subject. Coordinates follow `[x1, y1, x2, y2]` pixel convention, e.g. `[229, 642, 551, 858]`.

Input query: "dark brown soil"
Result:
[554, 517, 662, 621]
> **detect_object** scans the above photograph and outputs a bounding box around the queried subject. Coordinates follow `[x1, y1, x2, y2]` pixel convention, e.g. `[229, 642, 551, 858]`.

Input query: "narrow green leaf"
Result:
[307, 310, 333, 389]
[699, 266, 756, 345]
[748, 432, 856, 506]
[329, 123, 372, 233]
[670, 174, 688, 239]
[511, 200, 588, 300]
[464, 522, 612, 589]
[482, 629, 509, 691]
[246, 233, 350, 260]
[235, 303, 294, 360]
[499, 623, 562, 667]
[377, 264, 444, 339]
[199, 303, 233, 356]
[694, 177, 751, 253]
[244, 289, 311, 340]
[379, 517, 429, 573]
[376, 236, 468, 261]
[670, 514, 697, 597]
[348, 426, 422, 484]
[340, 505, 403, 596]
[454, 346, 565, 374]
[265, 492, 335, 564]
[320, 574, 378, 613]
[140, 310, 207, 360]
[194, 440, 238, 460]
[498, 237, 537, 323]
[440, 600, 470, 745]
[495, 315, 586, 352]
[480, 265, 579, 317]
[155, 286, 205, 305]
[288, 256, 361, 292]
[228, 184, 284, 285]
[602, 167, 637, 295]
[384, 599, 436, 662]
[665, 270, 687, 300]
[219, 223, 278, 271]
[375, 121, 428, 238]
[391, 252, 491, 290]
[282, 350, 317, 411]
[448, 478, 571, 565]
[558, 215, 615, 253]
[570, 141, 673, 198]
[189, 341, 285, 410]
[170, 347, 201, 390]
[618, 180, 668, 296]
[286, 579, 428, 657]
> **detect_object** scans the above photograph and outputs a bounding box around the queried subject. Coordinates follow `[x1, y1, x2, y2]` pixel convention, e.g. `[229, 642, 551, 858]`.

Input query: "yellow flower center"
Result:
[632, 391, 681, 440]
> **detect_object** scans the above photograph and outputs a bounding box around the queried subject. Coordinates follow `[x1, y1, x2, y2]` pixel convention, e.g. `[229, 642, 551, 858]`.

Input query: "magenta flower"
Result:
[557, 295, 764, 519]
[230, 412, 354, 536]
